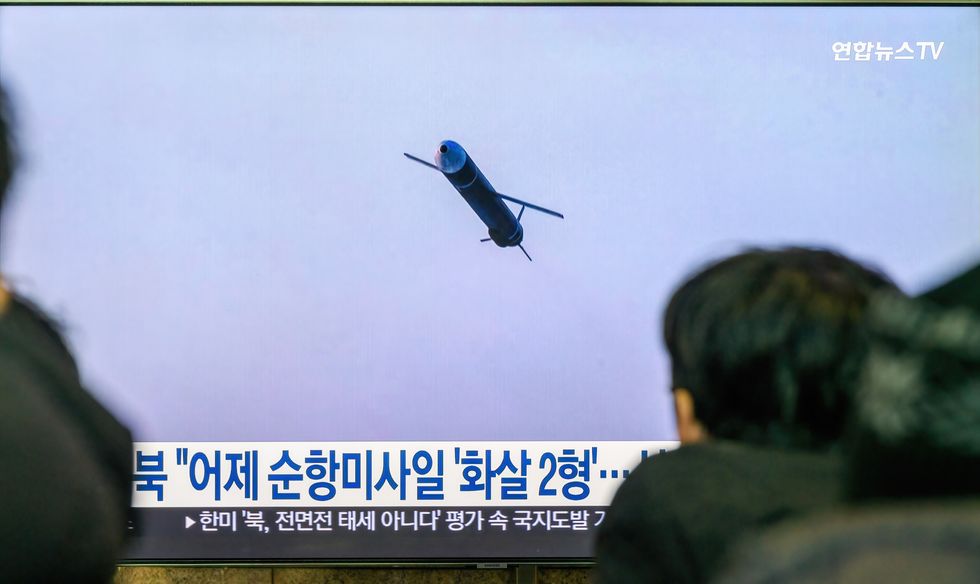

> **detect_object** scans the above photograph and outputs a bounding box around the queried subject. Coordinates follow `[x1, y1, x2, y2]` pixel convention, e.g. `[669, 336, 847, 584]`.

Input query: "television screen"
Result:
[0, 4, 977, 562]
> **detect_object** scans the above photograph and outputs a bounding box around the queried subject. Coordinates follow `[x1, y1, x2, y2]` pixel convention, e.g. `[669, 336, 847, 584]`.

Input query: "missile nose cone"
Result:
[435, 140, 466, 174]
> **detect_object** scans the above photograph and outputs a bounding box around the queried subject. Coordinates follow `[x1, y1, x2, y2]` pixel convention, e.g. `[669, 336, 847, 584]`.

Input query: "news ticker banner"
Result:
[126, 441, 679, 559]
[128, 506, 620, 560]
[132, 441, 680, 508]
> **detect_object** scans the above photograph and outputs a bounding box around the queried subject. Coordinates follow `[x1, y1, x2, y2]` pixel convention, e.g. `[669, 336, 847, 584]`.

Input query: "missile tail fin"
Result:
[494, 192, 564, 219]
[518, 244, 533, 262]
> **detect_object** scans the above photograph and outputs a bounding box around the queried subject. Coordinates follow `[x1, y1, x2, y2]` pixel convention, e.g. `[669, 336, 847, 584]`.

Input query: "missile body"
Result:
[436, 141, 523, 248]
[404, 140, 563, 261]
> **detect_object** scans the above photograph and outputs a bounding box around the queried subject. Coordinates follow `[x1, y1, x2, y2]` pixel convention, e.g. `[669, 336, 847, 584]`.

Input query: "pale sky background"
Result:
[0, 6, 977, 441]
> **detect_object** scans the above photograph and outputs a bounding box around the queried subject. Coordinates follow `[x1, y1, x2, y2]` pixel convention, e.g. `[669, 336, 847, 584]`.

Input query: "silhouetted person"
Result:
[920, 261, 980, 313]
[848, 265, 980, 501]
[716, 260, 980, 584]
[595, 247, 899, 584]
[0, 85, 132, 581]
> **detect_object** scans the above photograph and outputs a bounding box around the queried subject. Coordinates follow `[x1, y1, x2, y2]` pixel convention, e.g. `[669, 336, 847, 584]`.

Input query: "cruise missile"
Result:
[404, 140, 563, 261]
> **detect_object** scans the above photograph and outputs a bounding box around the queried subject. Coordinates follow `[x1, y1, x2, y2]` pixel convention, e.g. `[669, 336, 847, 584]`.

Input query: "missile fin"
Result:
[403, 152, 442, 172]
[518, 244, 533, 262]
[494, 192, 564, 219]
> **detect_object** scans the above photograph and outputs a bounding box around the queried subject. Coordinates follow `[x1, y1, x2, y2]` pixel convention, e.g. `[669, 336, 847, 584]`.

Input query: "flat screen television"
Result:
[0, 3, 977, 563]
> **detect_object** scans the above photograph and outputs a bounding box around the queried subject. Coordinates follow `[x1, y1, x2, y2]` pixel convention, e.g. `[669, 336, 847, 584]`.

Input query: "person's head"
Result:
[0, 85, 14, 196]
[0, 85, 14, 217]
[0, 84, 15, 277]
[848, 270, 980, 500]
[664, 247, 899, 450]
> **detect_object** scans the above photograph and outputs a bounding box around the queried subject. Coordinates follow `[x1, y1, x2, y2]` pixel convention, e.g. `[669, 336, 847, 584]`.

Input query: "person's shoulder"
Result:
[614, 441, 842, 511]
[8, 294, 70, 343]
[618, 442, 748, 491]
[644, 440, 841, 470]
[0, 294, 79, 375]
[604, 443, 725, 526]
[1, 292, 133, 493]
[597, 442, 843, 584]
[596, 446, 708, 584]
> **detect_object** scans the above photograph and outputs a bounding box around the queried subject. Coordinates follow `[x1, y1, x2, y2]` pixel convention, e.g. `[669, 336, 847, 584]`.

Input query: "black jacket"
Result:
[0, 296, 132, 582]
[595, 441, 841, 584]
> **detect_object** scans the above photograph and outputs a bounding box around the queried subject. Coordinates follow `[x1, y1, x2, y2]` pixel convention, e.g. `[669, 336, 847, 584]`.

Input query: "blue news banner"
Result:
[125, 441, 676, 560]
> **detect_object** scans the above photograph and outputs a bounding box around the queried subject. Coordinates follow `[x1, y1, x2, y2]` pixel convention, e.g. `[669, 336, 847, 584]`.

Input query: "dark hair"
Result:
[847, 291, 980, 500]
[663, 247, 899, 449]
[0, 85, 15, 215]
